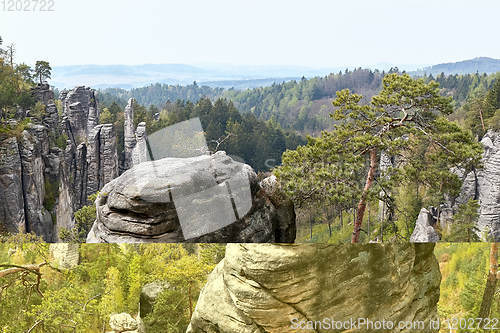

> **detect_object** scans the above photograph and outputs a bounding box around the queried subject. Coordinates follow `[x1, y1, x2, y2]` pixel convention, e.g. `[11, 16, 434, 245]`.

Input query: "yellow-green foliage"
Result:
[0, 243, 224, 333]
[436, 243, 497, 332]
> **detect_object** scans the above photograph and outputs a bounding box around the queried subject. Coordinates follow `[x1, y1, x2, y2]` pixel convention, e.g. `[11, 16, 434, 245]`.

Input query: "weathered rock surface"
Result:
[123, 98, 136, 171]
[0, 85, 121, 241]
[187, 243, 441, 333]
[0, 137, 26, 234]
[449, 130, 500, 240]
[410, 208, 440, 242]
[87, 152, 296, 243]
[32, 83, 58, 133]
[61, 86, 98, 145]
[87, 124, 119, 197]
[140, 281, 170, 318]
[259, 175, 296, 242]
[49, 243, 80, 269]
[0, 124, 53, 240]
[132, 122, 149, 166]
[476, 130, 500, 240]
[108, 313, 144, 333]
[19, 126, 53, 240]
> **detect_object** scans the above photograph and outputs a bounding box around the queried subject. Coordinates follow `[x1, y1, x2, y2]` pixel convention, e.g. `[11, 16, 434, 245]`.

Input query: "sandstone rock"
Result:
[0, 137, 26, 233]
[61, 86, 96, 145]
[410, 208, 440, 242]
[100, 124, 119, 186]
[31, 83, 54, 106]
[476, 130, 500, 240]
[32, 83, 59, 132]
[86, 124, 119, 200]
[123, 98, 136, 171]
[49, 243, 79, 269]
[87, 152, 295, 243]
[259, 175, 296, 242]
[140, 281, 170, 318]
[19, 128, 53, 241]
[109, 313, 144, 333]
[187, 243, 441, 333]
[132, 122, 149, 166]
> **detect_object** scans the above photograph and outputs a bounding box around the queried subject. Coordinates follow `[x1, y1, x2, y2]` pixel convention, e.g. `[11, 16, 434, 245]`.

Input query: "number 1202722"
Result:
[2, 0, 55, 11]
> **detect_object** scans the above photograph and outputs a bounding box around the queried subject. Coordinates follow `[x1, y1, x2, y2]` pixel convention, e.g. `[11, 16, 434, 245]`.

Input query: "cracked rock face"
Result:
[187, 243, 441, 333]
[61, 86, 98, 145]
[0, 137, 26, 234]
[86, 152, 295, 243]
[476, 130, 500, 240]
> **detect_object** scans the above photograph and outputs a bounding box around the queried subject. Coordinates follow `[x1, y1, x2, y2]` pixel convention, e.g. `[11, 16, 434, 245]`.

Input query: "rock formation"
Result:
[447, 130, 500, 240]
[123, 98, 136, 171]
[0, 136, 26, 234]
[476, 130, 500, 240]
[86, 152, 296, 243]
[18, 125, 53, 239]
[108, 313, 145, 333]
[0, 85, 120, 241]
[259, 175, 296, 242]
[49, 86, 119, 238]
[140, 281, 170, 318]
[132, 122, 149, 166]
[187, 243, 441, 333]
[61, 86, 99, 145]
[410, 208, 440, 242]
[49, 243, 80, 269]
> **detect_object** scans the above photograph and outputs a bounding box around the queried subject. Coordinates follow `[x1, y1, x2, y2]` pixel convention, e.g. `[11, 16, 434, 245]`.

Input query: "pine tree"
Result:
[275, 74, 483, 242]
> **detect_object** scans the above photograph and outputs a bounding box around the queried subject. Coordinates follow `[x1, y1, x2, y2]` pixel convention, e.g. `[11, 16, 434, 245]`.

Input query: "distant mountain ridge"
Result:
[51, 64, 336, 89]
[51, 57, 500, 90]
[413, 57, 500, 75]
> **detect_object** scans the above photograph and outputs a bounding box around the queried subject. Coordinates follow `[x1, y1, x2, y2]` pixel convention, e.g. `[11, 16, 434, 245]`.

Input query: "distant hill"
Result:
[200, 77, 299, 89]
[51, 64, 337, 89]
[413, 57, 500, 75]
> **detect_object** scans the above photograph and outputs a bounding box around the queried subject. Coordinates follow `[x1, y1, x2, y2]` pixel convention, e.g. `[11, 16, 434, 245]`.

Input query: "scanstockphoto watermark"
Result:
[290, 317, 500, 331]
[1, 0, 55, 12]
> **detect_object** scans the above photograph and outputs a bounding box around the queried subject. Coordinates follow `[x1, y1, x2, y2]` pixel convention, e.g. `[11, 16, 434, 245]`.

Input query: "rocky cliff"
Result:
[0, 84, 119, 241]
[410, 130, 500, 242]
[86, 152, 296, 243]
[473, 130, 500, 240]
[187, 243, 441, 333]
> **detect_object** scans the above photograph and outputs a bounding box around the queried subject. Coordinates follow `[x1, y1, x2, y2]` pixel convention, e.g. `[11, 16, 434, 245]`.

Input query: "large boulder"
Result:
[410, 208, 440, 242]
[187, 243, 441, 333]
[108, 313, 144, 333]
[140, 281, 170, 318]
[87, 152, 295, 243]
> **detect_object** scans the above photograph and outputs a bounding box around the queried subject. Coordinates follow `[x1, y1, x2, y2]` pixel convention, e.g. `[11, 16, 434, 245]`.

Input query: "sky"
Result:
[1, 0, 499, 68]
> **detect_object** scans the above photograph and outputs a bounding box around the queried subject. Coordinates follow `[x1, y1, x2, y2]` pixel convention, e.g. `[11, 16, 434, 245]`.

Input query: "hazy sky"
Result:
[1, 0, 499, 68]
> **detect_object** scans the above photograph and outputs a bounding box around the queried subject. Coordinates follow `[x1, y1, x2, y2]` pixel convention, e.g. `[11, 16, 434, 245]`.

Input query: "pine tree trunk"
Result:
[352, 149, 377, 243]
[328, 207, 333, 236]
[479, 106, 486, 133]
[479, 243, 498, 318]
[188, 282, 193, 318]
